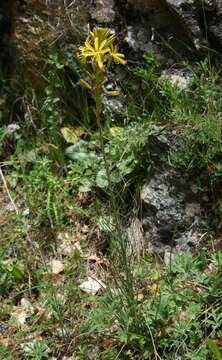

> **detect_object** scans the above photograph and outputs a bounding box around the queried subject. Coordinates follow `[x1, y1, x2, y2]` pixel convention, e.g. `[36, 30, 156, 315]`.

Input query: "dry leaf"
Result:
[137, 293, 144, 301]
[51, 259, 64, 274]
[148, 283, 159, 295]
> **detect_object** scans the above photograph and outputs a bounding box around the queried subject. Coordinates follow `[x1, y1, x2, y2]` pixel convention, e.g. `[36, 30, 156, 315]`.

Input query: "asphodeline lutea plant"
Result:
[79, 27, 127, 127]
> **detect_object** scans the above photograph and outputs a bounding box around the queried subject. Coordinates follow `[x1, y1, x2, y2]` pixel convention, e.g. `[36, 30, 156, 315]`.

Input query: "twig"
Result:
[0, 167, 19, 215]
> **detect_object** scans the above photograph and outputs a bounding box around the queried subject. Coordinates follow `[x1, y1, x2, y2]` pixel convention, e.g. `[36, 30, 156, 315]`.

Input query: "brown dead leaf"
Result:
[204, 263, 215, 275]
[137, 293, 144, 301]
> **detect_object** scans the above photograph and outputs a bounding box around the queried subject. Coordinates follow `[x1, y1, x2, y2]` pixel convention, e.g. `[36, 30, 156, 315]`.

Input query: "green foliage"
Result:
[2, 29, 222, 360]
[23, 158, 69, 228]
[23, 339, 49, 360]
[80, 250, 222, 359]
[208, 339, 222, 360]
[66, 122, 150, 192]
[0, 258, 24, 294]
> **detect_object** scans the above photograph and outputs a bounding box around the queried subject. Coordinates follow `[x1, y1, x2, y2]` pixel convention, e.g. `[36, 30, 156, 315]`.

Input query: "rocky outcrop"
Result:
[124, 0, 222, 54]
[141, 168, 205, 253]
[140, 125, 206, 254]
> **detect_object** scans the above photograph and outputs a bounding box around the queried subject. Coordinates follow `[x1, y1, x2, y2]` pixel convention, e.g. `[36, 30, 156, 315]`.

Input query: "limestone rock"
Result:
[140, 126, 206, 254]
[141, 167, 205, 253]
[90, 0, 115, 23]
[125, 0, 222, 56]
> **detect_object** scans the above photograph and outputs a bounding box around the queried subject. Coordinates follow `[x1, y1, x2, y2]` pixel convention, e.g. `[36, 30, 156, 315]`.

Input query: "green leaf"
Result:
[25, 150, 37, 163]
[12, 266, 24, 281]
[66, 149, 88, 161]
[117, 154, 135, 175]
[207, 339, 222, 360]
[79, 181, 93, 192]
[96, 168, 108, 188]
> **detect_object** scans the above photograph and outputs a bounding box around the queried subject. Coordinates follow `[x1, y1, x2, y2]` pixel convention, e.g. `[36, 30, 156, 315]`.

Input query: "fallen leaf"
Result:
[148, 283, 159, 295]
[137, 293, 144, 301]
[51, 259, 64, 274]
[61, 127, 83, 143]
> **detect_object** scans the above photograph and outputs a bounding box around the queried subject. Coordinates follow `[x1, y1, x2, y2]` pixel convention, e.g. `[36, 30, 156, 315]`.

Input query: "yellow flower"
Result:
[90, 28, 115, 47]
[79, 28, 115, 69]
[110, 44, 127, 65]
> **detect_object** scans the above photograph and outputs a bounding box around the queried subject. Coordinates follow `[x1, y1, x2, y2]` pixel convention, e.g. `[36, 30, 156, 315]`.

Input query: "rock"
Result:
[124, 0, 222, 58]
[141, 167, 205, 252]
[79, 277, 106, 295]
[127, 0, 164, 13]
[140, 126, 205, 254]
[90, 0, 115, 23]
[123, 1, 194, 63]
[165, 0, 205, 50]
[125, 25, 154, 53]
[164, 248, 177, 266]
[0, 0, 17, 73]
[160, 69, 193, 90]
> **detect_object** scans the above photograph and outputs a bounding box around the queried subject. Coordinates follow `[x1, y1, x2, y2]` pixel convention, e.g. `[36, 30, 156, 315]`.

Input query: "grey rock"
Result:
[160, 69, 194, 90]
[164, 248, 177, 266]
[90, 0, 115, 23]
[125, 0, 222, 57]
[140, 126, 206, 253]
[165, 0, 205, 49]
[127, 0, 163, 12]
[103, 94, 125, 117]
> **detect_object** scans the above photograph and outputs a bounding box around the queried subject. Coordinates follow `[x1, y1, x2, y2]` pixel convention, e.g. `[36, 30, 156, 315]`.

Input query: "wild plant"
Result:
[79, 27, 126, 128]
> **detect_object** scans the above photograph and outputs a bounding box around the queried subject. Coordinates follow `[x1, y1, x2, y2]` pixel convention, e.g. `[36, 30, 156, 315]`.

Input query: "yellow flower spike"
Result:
[78, 27, 126, 127]
[79, 29, 111, 69]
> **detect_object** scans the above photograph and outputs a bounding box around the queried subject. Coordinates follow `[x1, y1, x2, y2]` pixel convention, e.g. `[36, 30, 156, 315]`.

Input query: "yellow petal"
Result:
[95, 37, 99, 51]
[96, 54, 104, 69]
[106, 90, 120, 97]
[113, 54, 127, 65]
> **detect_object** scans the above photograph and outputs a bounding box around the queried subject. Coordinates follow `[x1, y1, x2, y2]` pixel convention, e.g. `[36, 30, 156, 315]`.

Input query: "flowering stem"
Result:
[93, 84, 112, 193]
